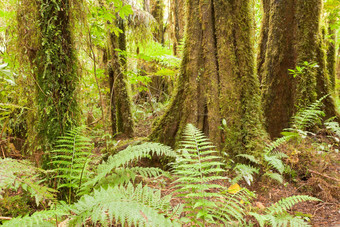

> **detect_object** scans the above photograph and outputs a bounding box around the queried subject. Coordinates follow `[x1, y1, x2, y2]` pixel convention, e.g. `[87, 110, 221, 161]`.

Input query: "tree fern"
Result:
[70, 182, 182, 227]
[0, 158, 56, 206]
[49, 126, 92, 202]
[172, 124, 254, 226]
[80, 142, 176, 194]
[250, 195, 320, 227]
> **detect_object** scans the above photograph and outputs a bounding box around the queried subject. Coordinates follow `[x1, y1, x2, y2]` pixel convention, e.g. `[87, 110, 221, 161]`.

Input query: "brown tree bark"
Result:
[259, 0, 338, 138]
[150, 0, 164, 44]
[170, 0, 185, 56]
[150, 0, 265, 154]
[108, 18, 134, 137]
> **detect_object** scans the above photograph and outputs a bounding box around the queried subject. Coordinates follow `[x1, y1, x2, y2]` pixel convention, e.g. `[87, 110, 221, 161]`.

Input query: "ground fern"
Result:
[70, 182, 182, 226]
[250, 195, 321, 227]
[172, 124, 254, 226]
[80, 142, 176, 194]
[0, 158, 56, 206]
[49, 126, 92, 202]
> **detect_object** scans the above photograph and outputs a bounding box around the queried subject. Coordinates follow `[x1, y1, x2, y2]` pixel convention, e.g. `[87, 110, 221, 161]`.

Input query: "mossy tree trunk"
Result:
[108, 17, 134, 137]
[259, 0, 338, 138]
[150, 0, 265, 154]
[170, 0, 185, 56]
[150, 0, 164, 44]
[36, 0, 79, 147]
[326, 22, 337, 91]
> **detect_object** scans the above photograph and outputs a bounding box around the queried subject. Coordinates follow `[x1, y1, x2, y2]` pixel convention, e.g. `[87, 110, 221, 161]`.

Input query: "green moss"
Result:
[36, 0, 80, 148]
[150, 0, 266, 154]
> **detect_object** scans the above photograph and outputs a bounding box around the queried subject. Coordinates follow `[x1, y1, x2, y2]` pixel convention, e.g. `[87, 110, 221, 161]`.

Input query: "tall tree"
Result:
[108, 17, 134, 137]
[259, 0, 338, 138]
[150, 0, 164, 44]
[36, 0, 80, 147]
[169, 0, 185, 56]
[150, 0, 265, 154]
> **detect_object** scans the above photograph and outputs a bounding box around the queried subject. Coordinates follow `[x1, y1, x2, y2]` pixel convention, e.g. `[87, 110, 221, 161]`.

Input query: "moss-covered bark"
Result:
[259, 0, 338, 138]
[150, 0, 164, 44]
[326, 22, 337, 91]
[108, 18, 134, 137]
[170, 0, 185, 56]
[259, 0, 297, 138]
[150, 0, 265, 154]
[36, 0, 79, 147]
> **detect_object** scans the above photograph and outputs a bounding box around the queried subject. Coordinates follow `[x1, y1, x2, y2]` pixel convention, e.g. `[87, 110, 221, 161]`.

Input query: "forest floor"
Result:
[1, 102, 339, 226]
[132, 104, 340, 227]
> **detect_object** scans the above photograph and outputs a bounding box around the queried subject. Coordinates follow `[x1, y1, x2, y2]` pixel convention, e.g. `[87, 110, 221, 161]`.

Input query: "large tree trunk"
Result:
[259, 0, 338, 138]
[108, 18, 134, 137]
[150, 0, 265, 154]
[36, 0, 79, 147]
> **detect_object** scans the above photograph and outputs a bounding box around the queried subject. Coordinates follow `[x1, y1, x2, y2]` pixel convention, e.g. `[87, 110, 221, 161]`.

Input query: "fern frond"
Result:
[81, 142, 176, 193]
[71, 182, 181, 226]
[173, 124, 253, 225]
[292, 96, 326, 131]
[48, 126, 92, 202]
[264, 136, 292, 154]
[232, 164, 259, 185]
[93, 167, 167, 189]
[264, 154, 285, 174]
[250, 195, 318, 227]
[0, 158, 56, 206]
[1, 205, 69, 227]
[236, 154, 260, 164]
[325, 120, 340, 137]
[263, 172, 283, 183]
[267, 195, 320, 215]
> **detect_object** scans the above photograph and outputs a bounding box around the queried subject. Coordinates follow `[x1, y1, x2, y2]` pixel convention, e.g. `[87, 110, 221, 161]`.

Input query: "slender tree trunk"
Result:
[170, 0, 185, 56]
[108, 17, 134, 137]
[150, 0, 164, 44]
[326, 22, 337, 91]
[150, 0, 265, 154]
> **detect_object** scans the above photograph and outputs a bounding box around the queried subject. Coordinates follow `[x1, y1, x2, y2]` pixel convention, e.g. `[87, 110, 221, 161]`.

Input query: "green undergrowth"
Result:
[0, 124, 321, 227]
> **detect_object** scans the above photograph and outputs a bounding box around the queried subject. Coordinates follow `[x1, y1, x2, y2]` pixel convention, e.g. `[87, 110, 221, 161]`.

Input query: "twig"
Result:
[88, 117, 103, 126]
[0, 217, 12, 220]
[309, 169, 340, 182]
[1, 145, 5, 158]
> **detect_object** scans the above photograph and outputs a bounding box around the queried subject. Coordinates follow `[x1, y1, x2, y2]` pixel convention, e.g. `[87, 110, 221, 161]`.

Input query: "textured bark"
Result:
[170, 0, 185, 56]
[259, 0, 338, 138]
[259, 0, 297, 138]
[108, 18, 134, 137]
[257, 0, 270, 84]
[36, 0, 79, 146]
[150, 0, 164, 44]
[326, 22, 336, 91]
[150, 0, 265, 154]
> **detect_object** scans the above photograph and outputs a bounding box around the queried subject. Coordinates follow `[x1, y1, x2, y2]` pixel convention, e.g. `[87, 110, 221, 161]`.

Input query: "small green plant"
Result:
[48, 126, 92, 203]
[80, 142, 176, 194]
[172, 124, 254, 226]
[0, 158, 56, 207]
[250, 195, 321, 227]
[235, 97, 327, 185]
[288, 61, 319, 78]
